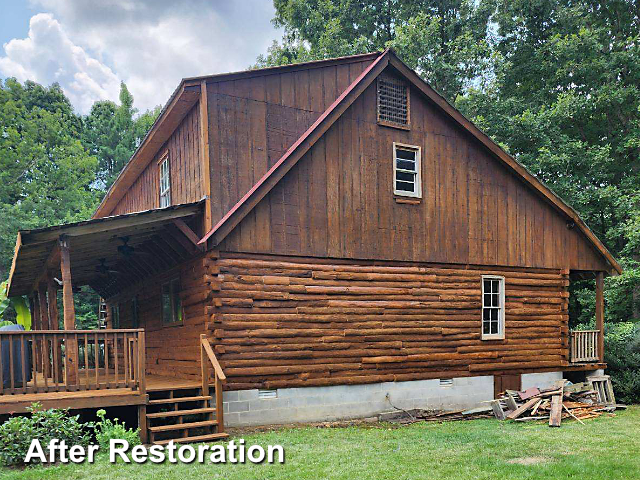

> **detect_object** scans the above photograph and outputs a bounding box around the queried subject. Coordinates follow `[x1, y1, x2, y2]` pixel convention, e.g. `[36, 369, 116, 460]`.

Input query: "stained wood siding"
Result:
[111, 104, 204, 216]
[107, 255, 211, 380]
[206, 60, 374, 227]
[221, 72, 609, 272]
[207, 253, 569, 391]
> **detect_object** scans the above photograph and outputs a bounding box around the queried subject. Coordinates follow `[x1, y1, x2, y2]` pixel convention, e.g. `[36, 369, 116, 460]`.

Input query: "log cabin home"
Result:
[4, 49, 621, 443]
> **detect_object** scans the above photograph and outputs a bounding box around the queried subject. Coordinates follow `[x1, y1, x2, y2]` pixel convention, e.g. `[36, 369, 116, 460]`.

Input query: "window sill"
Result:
[394, 197, 421, 205]
[481, 334, 505, 341]
[378, 120, 411, 131]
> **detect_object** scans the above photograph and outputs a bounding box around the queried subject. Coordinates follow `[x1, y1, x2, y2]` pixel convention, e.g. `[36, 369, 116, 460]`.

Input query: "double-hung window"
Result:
[482, 275, 505, 340]
[393, 143, 422, 198]
[159, 154, 171, 208]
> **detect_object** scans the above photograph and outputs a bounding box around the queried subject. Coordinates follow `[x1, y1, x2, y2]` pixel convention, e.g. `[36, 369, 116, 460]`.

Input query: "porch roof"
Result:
[8, 201, 204, 298]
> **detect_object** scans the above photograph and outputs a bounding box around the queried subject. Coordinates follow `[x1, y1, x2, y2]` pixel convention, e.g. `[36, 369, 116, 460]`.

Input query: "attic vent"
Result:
[258, 389, 278, 399]
[377, 75, 409, 127]
[439, 378, 453, 387]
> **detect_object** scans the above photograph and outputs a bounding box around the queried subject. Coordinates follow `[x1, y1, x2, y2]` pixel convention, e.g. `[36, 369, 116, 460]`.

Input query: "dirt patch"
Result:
[507, 457, 550, 466]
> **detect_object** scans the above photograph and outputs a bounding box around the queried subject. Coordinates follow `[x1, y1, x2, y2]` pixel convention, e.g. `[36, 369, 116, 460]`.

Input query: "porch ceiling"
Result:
[8, 201, 204, 299]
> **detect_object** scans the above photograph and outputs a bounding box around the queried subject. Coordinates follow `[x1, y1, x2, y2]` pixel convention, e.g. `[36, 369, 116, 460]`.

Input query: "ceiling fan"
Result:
[117, 236, 151, 257]
[95, 258, 121, 276]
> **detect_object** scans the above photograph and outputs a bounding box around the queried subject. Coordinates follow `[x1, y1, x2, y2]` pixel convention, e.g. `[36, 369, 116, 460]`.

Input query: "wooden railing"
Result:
[0, 329, 145, 395]
[570, 330, 599, 363]
[200, 334, 225, 432]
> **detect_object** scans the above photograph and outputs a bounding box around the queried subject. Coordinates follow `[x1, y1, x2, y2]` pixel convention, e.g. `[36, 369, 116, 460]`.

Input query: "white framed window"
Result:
[393, 143, 422, 198]
[159, 153, 171, 208]
[482, 275, 505, 340]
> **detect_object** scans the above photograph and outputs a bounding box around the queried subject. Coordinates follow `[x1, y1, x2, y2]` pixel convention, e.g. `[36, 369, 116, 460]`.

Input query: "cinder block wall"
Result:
[223, 376, 493, 427]
[521, 371, 563, 390]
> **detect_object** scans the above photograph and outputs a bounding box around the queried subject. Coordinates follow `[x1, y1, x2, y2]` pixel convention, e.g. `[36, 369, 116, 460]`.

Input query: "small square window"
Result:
[482, 276, 505, 340]
[393, 143, 421, 198]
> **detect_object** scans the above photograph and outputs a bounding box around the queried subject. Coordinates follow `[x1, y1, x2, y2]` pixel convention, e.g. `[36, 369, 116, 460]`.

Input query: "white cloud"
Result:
[0, 13, 121, 113]
[3, 0, 281, 113]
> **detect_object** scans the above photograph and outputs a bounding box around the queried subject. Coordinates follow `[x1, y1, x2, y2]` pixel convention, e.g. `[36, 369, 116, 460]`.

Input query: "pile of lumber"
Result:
[491, 376, 623, 427]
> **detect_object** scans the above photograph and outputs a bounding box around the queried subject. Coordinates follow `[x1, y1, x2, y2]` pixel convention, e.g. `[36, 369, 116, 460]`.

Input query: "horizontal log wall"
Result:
[207, 253, 570, 390]
[107, 255, 212, 380]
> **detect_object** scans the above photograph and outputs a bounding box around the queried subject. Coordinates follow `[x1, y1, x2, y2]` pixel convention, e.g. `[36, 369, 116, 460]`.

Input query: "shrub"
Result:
[94, 409, 140, 450]
[0, 403, 92, 466]
[604, 322, 640, 404]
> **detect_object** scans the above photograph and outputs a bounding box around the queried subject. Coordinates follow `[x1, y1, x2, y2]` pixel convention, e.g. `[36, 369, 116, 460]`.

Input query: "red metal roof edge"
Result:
[198, 49, 389, 245]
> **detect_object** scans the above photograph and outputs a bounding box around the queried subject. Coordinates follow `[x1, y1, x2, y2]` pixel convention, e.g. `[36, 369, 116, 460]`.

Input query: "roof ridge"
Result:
[182, 51, 383, 84]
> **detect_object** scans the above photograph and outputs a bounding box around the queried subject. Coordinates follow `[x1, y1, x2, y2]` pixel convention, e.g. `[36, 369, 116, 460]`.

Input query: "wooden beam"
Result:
[46, 280, 59, 330]
[596, 271, 605, 363]
[173, 219, 202, 249]
[59, 236, 78, 386]
[199, 81, 212, 232]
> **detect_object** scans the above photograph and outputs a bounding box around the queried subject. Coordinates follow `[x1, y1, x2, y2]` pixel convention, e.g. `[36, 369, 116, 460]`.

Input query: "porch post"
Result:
[47, 280, 63, 380]
[596, 271, 605, 363]
[59, 236, 78, 385]
[30, 294, 42, 373]
[37, 285, 52, 377]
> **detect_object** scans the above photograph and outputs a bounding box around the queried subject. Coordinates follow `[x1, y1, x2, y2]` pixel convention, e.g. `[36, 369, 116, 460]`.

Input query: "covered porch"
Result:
[2, 202, 221, 414]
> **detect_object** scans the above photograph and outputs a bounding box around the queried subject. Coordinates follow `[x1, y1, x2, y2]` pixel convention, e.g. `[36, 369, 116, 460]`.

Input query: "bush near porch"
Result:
[2, 406, 638, 480]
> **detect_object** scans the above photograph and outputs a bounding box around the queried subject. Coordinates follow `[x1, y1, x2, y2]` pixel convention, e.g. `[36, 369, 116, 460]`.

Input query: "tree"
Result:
[257, 0, 496, 101]
[83, 83, 160, 190]
[0, 78, 99, 280]
[456, 0, 640, 324]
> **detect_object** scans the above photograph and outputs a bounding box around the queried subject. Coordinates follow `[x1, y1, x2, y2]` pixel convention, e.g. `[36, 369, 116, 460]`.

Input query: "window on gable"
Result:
[377, 75, 409, 128]
[162, 278, 183, 325]
[482, 276, 505, 340]
[159, 154, 171, 208]
[393, 143, 421, 198]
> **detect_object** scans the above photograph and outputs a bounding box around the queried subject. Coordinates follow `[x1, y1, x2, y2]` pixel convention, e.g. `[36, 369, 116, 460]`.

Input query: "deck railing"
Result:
[570, 330, 599, 363]
[0, 329, 145, 395]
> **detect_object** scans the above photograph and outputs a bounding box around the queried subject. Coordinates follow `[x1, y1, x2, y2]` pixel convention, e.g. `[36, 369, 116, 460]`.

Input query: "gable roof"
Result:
[198, 49, 622, 275]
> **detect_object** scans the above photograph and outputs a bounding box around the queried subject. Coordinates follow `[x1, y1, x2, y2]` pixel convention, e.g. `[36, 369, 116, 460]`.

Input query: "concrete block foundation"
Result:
[223, 376, 494, 427]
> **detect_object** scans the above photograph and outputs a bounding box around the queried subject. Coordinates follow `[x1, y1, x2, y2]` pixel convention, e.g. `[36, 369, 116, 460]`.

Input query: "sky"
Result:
[0, 0, 282, 114]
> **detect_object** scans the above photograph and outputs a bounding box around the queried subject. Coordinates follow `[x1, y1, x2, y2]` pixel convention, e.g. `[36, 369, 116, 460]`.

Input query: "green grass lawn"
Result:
[2, 406, 639, 480]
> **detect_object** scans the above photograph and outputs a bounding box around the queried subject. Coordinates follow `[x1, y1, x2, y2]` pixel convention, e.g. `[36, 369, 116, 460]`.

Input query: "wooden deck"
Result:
[0, 372, 198, 414]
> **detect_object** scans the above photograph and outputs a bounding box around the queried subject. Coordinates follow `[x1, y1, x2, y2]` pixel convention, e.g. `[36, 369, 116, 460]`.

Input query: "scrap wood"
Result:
[549, 383, 564, 427]
[507, 397, 541, 420]
[562, 404, 585, 425]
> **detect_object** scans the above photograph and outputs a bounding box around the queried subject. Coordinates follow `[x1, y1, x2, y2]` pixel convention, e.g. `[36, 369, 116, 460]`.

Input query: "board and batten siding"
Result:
[220, 73, 609, 273]
[206, 253, 569, 391]
[111, 103, 204, 216]
[206, 59, 374, 228]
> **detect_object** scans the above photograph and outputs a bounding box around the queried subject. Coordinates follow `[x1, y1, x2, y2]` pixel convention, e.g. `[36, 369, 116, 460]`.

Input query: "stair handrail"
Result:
[200, 335, 226, 381]
[199, 334, 225, 433]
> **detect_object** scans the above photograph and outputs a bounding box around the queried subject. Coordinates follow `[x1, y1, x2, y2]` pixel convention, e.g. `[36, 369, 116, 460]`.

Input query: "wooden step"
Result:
[146, 408, 215, 419]
[153, 432, 229, 446]
[148, 420, 218, 433]
[148, 395, 211, 405]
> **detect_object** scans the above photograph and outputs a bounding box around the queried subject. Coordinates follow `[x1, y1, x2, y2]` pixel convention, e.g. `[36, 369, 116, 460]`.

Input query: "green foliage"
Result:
[0, 403, 92, 466]
[82, 83, 161, 190]
[604, 323, 640, 404]
[258, 0, 495, 101]
[0, 281, 31, 330]
[93, 409, 140, 451]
